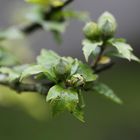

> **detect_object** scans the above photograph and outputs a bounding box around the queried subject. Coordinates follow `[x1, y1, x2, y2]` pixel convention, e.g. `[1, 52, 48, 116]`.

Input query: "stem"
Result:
[0, 80, 52, 95]
[92, 43, 106, 70]
[91, 41, 115, 73]
[0, 81, 36, 92]
[78, 89, 85, 108]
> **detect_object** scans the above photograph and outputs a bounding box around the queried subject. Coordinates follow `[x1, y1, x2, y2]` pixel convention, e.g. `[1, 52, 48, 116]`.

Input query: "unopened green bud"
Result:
[98, 12, 117, 38]
[54, 58, 70, 76]
[70, 74, 85, 87]
[83, 22, 100, 40]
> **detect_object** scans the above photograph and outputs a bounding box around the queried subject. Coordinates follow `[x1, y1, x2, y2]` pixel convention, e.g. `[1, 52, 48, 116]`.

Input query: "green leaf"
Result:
[25, 6, 45, 23]
[112, 42, 132, 60]
[0, 67, 19, 81]
[37, 49, 60, 68]
[0, 65, 29, 81]
[72, 106, 85, 122]
[130, 53, 140, 63]
[37, 49, 62, 82]
[47, 85, 79, 116]
[93, 82, 122, 104]
[109, 39, 132, 60]
[0, 27, 24, 40]
[42, 21, 68, 33]
[82, 39, 102, 62]
[20, 65, 45, 81]
[109, 39, 140, 62]
[70, 59, 79, 76]
[76, 62, 98, 82]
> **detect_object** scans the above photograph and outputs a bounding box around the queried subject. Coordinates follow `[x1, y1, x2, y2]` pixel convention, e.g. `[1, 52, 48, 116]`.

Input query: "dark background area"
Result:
[0, 0, 140, 140]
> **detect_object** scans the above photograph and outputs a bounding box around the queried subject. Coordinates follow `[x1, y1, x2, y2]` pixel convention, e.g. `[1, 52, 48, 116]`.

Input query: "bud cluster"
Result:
[83, 12, 117, 40]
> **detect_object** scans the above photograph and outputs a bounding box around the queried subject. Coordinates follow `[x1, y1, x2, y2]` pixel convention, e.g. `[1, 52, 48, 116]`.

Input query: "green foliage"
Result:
[82, 39, 103, 62]
[76, 62, 97, 82]
[37, 49, 61, 68]
[47, 85, 78, 115]
[82, 12, 139, 65]
[20, 65, 45, 81]
[0, 0, 139, 122]
[0, 65, 28, 82]
[92, 82, 122, 104]
[108, 38, 140, 62]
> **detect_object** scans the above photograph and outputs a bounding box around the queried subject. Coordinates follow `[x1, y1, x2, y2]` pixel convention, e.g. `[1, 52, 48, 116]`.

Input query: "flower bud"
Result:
[83, 22, 100, 40]
[54, 58, 70, 76]
[98, 12, 117, 38]
[70, 74, 85, 87]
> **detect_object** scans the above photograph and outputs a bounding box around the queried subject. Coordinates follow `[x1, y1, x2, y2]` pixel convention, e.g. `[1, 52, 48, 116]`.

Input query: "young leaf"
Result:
[93, 82, 122, 104]
[76, 61, 98, 82]
[112, 42, 132, 60]
[42, 21, 68, 33]
[0, 27, 24, 40]
[47, 85, 79, 116]
[72, 106, 85, 122]
[25, 6, 45, 23]
[20, 65, 45, 81]
[0, 65, 29, 82]
[0, 67, 21, 81]
[82, 39, 102, 62]
[37, 49, 60, 68]
[130, 53, 140, 63]
[70, 59, 79, 76]
[109, 39, 140, 62]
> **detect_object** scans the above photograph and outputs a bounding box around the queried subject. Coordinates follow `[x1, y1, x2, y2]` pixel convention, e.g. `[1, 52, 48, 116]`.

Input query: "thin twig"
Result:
[0, 81, 37, 92]
[94, 62, 115, 74]
[92, 42, 106, 70]
[0, 80, 52, 95]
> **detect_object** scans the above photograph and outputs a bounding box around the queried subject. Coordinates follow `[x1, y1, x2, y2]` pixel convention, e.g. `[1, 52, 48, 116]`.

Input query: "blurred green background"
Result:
[0, 0, 140, 140]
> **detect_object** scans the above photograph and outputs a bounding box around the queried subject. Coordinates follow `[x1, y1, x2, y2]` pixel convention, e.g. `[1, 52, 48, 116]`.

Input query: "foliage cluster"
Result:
[0, 0, 139, 122]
